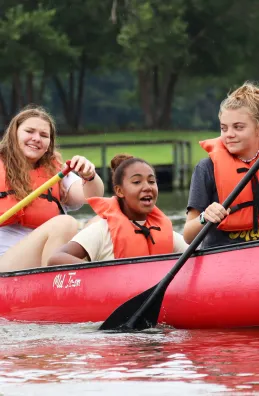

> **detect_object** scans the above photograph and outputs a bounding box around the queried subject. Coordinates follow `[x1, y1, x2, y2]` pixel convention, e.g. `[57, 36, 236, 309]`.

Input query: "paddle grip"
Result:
[62, 160, 72, 176]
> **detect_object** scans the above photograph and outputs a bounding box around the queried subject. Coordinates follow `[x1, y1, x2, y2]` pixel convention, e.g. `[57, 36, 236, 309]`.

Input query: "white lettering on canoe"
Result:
[53, 272, 81, 289]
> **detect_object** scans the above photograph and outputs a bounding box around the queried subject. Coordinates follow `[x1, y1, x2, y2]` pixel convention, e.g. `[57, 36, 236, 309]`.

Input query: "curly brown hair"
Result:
[0, 105, 63, 200]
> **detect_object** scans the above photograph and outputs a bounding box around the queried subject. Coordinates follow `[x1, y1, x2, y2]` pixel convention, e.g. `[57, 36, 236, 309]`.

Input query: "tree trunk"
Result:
[11, 74, 20, 115]
[0, 85, 9, 126]
[11, 73, 25, 113]
[138, 69, 153, 128]
[157, 72, 179, 129]
[153, 65, 159, 126]
[11, 78, 17, 116]
[69, 71, 74, 124]
[54, 68, 86, 132]
[138, 67, 179, 129]
[74, 52, 86, 130]
[38, 72, 47, 102]
[53, 75, 70, 128]
[26, 72, 34, 103]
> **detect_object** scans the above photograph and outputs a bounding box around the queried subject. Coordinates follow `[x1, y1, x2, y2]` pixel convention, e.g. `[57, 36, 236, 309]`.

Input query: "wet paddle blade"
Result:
[99, 283, 166, 331]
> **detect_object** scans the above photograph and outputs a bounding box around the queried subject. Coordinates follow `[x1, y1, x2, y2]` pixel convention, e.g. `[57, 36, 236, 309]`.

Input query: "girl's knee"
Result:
[46, 215, 78, 235]
[55, 214, 77, 228]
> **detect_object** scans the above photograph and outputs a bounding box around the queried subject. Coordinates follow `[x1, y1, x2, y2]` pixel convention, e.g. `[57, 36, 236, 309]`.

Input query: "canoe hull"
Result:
[1, 241, 259, 329]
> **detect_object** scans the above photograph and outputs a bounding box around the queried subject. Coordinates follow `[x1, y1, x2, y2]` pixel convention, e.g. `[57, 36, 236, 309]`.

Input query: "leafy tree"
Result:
[114, 0, 259, 128]
[49, 0, 120, 130]
[0, 3, 76, 124]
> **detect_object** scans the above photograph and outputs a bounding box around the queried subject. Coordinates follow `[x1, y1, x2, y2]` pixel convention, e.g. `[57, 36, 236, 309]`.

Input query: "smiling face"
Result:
[17, 117, 51, 165]
[220, 108, 259, 160]
[114, 161, 158, 221]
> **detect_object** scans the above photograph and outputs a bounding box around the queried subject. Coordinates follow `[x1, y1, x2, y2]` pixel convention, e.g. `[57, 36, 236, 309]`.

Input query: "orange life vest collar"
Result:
[0, 160, 63, 228]
[200, 137, 259, 231]
[87, 196, 174, 258]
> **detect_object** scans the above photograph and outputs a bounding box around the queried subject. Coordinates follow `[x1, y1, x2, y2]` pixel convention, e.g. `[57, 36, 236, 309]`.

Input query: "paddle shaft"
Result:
[0, 161, 72, 226]
[125, 158, 259, 328]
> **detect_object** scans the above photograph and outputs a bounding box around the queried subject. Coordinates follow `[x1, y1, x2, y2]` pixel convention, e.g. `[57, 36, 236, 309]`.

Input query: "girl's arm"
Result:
[66, 173, 104, 206]
[47, 241, 90, 266]
[173, 231, 189, 253]
[183, 204, 230, 244]
[183, 159, 216, 244]
[48, 218, 105, 266]
[183, 208, 204, 244]
[64, 155, 104, 207]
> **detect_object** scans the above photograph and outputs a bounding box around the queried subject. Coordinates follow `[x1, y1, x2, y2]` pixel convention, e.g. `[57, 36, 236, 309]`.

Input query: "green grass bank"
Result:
[58, 130, 219, 168]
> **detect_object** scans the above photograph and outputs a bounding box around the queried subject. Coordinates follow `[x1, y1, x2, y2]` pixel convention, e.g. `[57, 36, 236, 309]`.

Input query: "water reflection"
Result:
[0, 322, 259, 394]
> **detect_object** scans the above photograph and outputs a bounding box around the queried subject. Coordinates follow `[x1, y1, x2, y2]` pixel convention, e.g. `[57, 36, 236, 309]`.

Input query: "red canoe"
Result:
[0, 240, 259, 329]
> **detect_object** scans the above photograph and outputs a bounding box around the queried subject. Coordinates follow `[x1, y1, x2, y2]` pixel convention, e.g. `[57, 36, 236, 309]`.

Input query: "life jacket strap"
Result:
[0, 189, 65, 214]
[232, 167, 259, 232]
[39, 189, 65, 214]
[0, 190, 15, 198]
[133, 220, 161, 245]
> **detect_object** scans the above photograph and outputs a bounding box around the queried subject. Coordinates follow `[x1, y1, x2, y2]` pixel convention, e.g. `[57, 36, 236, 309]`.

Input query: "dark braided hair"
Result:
[110, 154, 156, 189]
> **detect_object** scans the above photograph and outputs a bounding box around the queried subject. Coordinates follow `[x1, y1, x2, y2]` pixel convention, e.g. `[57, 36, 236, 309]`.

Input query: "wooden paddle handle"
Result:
[0, 160, 73, 226]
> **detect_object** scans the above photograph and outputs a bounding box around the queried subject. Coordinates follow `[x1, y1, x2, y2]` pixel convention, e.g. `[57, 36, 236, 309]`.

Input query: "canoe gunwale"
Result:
[1, 239, 259, 278]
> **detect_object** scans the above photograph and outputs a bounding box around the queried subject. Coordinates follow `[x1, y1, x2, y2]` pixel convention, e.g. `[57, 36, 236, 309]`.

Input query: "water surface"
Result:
[1, 322, 259, 395]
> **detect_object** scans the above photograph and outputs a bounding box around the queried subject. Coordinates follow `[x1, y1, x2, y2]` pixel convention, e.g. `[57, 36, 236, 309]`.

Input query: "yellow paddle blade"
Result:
[0, 162, 72, 226]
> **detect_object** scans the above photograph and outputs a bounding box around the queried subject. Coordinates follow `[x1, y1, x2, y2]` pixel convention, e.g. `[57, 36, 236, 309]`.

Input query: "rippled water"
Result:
[1, 191, 258, 395]
[1, 322, 259, 395]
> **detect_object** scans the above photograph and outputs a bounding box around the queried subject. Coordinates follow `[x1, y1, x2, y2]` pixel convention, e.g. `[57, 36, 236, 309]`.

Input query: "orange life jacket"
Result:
[87, 196, 174, 258]
[200, 137, 259, 231]
[0, 160, 63, 228]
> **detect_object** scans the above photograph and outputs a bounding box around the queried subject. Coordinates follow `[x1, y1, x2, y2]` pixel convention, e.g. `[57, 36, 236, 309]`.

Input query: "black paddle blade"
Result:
[99, 283, 166, 331]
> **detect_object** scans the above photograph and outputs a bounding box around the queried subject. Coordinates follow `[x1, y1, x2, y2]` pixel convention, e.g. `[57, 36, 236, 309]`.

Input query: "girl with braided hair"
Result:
[48, 154, 188, 265]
